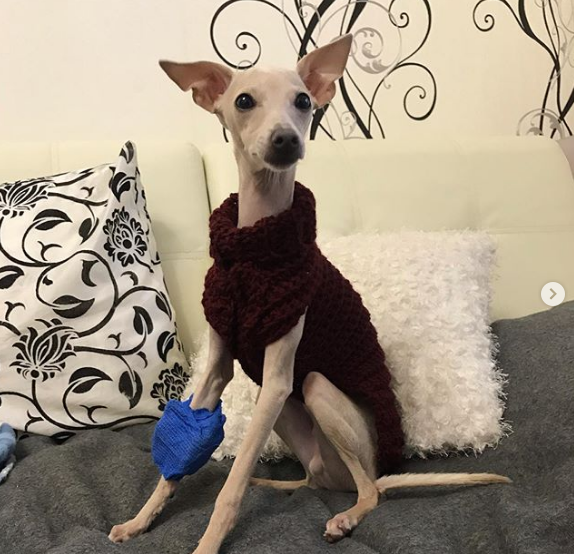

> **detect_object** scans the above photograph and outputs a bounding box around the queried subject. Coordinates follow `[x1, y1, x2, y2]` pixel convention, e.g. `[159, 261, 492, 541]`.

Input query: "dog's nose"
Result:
[271, 130, 300, 153]
[266, 129, 301, 168]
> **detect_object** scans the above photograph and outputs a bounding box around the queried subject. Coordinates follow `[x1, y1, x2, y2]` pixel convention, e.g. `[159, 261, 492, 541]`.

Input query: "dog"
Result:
[109, 34, 510, 554]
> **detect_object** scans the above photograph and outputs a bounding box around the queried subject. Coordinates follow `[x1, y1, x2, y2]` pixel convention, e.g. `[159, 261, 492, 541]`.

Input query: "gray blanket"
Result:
[2, 302, 573, 554]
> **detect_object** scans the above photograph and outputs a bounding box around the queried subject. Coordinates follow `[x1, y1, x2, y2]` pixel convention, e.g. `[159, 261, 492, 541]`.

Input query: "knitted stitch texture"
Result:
[152, 397, 226, 481]
[202, 182, 404, 474]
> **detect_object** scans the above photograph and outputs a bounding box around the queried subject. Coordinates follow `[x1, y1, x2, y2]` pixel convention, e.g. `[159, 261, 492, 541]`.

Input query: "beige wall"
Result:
[1, 0, 572, 146]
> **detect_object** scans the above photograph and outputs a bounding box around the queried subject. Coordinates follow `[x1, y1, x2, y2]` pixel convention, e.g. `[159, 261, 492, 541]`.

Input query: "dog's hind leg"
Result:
[302, 372, 380, 543]
[249, 477, 308, 490]
[249, 397, 315, 491]
[250, 393, 352, 492]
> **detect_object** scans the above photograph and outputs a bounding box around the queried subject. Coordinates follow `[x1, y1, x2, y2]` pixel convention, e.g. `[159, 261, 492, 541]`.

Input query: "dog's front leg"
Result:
[192, 315, 305, 554]
[109, 326, 233, 544]
[190, 326, 234, 411]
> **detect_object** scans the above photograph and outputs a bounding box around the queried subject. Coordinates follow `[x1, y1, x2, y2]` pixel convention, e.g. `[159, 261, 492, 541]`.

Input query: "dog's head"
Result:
[159, 34, 353, 173]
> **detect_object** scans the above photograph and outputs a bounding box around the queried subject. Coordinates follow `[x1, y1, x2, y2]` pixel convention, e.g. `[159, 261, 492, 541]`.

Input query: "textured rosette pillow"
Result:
[190, 231, 507, 460]
[0, 142, 188, 439]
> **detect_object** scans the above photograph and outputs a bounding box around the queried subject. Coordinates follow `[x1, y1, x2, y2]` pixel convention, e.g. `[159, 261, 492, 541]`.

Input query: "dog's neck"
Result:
[235, 150, 297, 228]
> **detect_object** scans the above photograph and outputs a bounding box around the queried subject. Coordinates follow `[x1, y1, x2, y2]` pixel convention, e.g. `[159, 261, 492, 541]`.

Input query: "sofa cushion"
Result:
[1, 303, 573, 553]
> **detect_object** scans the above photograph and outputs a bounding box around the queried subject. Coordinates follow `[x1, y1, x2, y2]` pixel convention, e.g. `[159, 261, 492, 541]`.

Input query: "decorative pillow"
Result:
[322, 232, 508, 456]
[0, 142, 189, 440]
[189, 231, 507, 460]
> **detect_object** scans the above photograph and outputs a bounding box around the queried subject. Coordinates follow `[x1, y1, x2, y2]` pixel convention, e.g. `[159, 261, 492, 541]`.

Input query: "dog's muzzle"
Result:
[264, 129, 302, 169]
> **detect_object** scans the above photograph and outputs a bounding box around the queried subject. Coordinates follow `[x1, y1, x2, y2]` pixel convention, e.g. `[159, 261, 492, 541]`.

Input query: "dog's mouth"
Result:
[262, 156, 300, 171]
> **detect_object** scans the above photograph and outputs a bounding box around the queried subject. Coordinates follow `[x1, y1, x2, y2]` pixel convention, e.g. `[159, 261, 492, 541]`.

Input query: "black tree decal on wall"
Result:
[210, 0, 436, 140]
[474, 0, 574, 137]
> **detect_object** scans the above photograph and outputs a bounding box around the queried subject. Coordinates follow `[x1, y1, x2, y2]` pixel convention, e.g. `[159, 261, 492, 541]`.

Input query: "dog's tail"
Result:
[376, 472, 511, 495]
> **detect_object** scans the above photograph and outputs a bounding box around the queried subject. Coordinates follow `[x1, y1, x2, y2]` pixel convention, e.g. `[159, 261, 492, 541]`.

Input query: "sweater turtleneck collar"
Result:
[208, 182, 317, 266]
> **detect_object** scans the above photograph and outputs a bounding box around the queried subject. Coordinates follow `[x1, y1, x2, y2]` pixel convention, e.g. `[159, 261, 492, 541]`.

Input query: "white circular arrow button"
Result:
[541, 282, 566, 307]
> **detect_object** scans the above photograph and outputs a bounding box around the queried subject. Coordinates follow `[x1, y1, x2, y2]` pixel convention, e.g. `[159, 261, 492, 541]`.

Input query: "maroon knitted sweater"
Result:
[202, 182, 404, 474]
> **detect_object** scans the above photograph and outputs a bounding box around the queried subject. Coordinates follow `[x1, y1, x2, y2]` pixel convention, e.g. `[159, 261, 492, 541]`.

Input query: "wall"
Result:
[1, 0, 573, 146]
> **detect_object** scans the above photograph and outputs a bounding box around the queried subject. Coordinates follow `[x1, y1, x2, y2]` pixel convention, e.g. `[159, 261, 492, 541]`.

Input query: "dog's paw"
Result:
[323, 513, 355, 543]
[108, 519, 145, 543]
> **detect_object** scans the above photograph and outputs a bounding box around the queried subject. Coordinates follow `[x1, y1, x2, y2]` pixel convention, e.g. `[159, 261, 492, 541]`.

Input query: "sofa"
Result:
[0, 137, 573, 554]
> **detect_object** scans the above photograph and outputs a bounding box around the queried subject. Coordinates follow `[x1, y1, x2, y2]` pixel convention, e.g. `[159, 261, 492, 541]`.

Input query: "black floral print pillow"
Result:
[0, 142, 189, 440]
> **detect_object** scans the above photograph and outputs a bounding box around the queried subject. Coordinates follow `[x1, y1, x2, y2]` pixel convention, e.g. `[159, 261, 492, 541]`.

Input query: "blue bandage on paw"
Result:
[152, 396, 226, 481]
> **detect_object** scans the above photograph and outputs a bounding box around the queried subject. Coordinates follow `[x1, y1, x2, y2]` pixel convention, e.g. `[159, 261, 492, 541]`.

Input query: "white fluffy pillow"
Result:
[189, 231, 508, 460]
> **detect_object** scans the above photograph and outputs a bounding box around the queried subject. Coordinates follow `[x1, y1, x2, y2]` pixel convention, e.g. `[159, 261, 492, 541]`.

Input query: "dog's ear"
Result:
[296, 34, 353, 108]
[159, 60, 233, 113]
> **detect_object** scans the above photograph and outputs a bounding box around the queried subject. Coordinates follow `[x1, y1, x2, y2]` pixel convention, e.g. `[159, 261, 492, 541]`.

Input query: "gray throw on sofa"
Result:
[1, 302, 573, 554]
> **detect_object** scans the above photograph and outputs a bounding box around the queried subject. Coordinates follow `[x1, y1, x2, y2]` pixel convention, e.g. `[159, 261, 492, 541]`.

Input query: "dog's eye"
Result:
[294, 93, 312, 110]
[235, 93, 256, 111]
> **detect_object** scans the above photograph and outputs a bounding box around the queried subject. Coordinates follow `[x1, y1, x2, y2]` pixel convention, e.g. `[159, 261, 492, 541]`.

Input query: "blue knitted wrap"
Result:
[152, 397, 226, 481]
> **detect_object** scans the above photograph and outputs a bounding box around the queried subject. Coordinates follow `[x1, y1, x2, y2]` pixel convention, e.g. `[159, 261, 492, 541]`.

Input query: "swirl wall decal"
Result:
[474, 0, 574, 138]
[209, 0, 436, 139]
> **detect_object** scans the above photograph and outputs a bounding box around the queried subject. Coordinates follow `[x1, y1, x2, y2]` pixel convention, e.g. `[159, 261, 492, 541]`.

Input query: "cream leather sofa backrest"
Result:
[204, 137, 574, 322]
[0, 141, 210, 355]
[2, 137, 573, 355]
